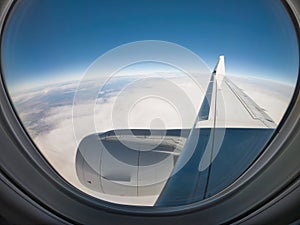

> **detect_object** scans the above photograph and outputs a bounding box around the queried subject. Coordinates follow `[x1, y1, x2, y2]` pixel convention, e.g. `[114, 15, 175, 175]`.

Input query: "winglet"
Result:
[214, 55, 225, 89]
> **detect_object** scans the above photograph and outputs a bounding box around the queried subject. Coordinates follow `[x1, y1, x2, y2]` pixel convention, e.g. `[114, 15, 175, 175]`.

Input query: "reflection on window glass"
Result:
[1, 0, 298, 206]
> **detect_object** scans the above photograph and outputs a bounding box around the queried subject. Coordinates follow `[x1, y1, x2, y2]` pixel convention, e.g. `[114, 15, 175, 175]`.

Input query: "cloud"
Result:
[12, 74, 205, 205]
[10, 73, 294, 205]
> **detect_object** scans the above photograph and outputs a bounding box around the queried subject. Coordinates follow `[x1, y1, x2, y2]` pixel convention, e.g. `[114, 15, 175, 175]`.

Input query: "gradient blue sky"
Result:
[1, 0, 299, 90]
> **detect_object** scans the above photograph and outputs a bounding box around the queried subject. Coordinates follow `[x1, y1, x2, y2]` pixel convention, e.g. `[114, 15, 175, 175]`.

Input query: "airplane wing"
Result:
[155, 56, 276, 206]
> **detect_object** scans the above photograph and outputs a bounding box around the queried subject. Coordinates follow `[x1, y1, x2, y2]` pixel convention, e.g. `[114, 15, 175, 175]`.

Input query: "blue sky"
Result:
[1, 0, 299, 90]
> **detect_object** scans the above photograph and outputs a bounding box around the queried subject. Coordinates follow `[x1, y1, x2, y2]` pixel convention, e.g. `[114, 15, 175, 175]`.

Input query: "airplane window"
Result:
[1, 0, 298, 208]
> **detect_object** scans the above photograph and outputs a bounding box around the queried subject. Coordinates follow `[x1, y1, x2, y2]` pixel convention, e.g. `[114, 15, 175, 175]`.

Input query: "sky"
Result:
[1, 0, 299, 90]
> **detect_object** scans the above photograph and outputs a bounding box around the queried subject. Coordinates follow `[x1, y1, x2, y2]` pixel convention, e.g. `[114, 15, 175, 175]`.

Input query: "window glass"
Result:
[1, 0, 298, 206]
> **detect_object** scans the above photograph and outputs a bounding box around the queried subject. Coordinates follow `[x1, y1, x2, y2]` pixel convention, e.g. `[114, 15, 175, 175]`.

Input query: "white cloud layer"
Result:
[10, 74, 295, 205]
